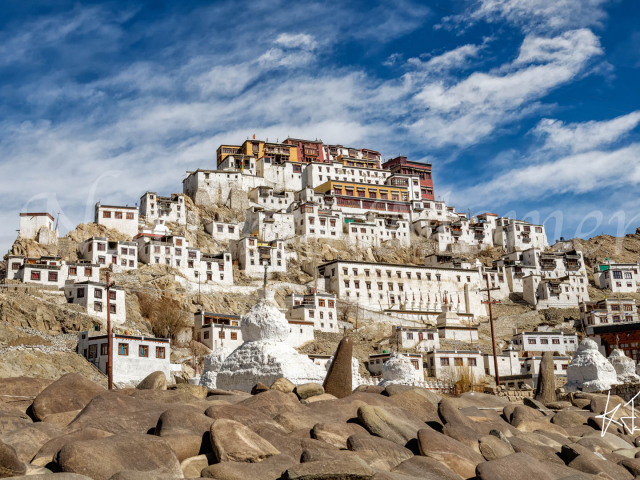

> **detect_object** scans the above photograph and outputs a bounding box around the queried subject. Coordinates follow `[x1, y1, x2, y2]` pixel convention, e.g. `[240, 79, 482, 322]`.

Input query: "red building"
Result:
[382, 156, 434, 201]
[284, 138, 327, 163]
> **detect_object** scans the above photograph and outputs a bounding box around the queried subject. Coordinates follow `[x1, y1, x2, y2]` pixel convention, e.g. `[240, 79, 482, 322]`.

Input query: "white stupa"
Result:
[215, 287, 326, 392]
[565, 339, 620, 392]
[199, 346, 234, 389]
[608, 349, 640, 384]
[377, 353, 416, 387]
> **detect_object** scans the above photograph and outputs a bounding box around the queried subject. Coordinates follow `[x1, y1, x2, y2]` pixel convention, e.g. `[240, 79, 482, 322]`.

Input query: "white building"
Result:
[483, 349, 520, 377]
[290, 202, 342, 240]
[318, 260, 488, 316]
[65, 281, 126, 325]
[520, 355, 570, 378]
[492, 217, 548, 253]
[139, 192, 187, 226]
[285, 319, 315, 348]
[303, 161, 391, 191]
[78, 331, 170, 386]
[523, 275, 587, 310]
[204, 221, 242, 243]
[6, 256, 100, 287]
[194, 312, 243, 351]
[367, 352, 424, 382]
[182, 169, 266, 207]
[391, 325, 440, 352]
[579, 298, 638, 327]
[78, 237, 138, 270]
[19, 212, 57, 243]
[285, 292, 338, 333]
[343, 213, 411, 248]
[219, 154, 257, 176]
[594, 260, 639, 293]
[244, 207, 295, 242]
[95, 204, 139, 238]
[425, 348, 485, 383]
[511, 328, 578, 354]
[248, 186, 295, 211]
[229, 237, 287, 278]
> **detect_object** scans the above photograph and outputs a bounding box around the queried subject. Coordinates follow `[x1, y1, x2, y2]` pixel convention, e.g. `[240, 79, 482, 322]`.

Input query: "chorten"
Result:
[215, 269, 326, 392]
[436, 296, 478, 341]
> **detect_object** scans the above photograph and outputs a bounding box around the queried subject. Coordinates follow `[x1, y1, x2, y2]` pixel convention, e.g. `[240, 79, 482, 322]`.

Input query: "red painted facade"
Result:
[382, 156, 434, 201]
[284, 138, 327, 163]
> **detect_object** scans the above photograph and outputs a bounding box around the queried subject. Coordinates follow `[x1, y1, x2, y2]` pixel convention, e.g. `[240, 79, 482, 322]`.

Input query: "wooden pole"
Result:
[486, 275, 500, 386]
[106, 272, 113, 390]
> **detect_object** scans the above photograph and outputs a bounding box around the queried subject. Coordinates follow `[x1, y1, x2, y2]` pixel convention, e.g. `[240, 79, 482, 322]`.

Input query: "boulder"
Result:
[391, 456, 461, 480]
[0, 399, 32, 435]
[513, 419, 568, 436]
[9, 475, 92, 479]
[180, 452, 215, 478]
[551, 409, 589, 428]
[161, 433, 206, 462]
[301, 394, 337, 404]
[417, 427, 485, 478]
[357, 405, 426, 447]
[32, 427, 113, 467]
[0, 377, 53, 414]
[201, 453, 297, 479]
[32, 373, 105, 421]
[295, 384, 325, 401]
[42, 410, 82, 428]
[137, 371, 168, 390]
[155, 408, 214, 438]
[168, 383, 208, 398]
[238, 390, 305, 417]
[534, 352, 557, 406]
[387, 390, 441, 428]
[0, 422, 63, 463]
[210, 418, 279, 462]
[271, 378, 295, 394]
[284, 456, 373, 480]
[0, 439, 27, 477]
[251, 383, 270, 395]
[56, 433, 182, 480]
[206, 404, 284, 430]
[475, 452, 555, 480]
[107, 473, 182, 480]
[347, 434, 413, 470]
[441, 422, 482, 453]
[565, 339, 620, 392]
[323, 336, 353, 399]
[620, 457, 640, 476]
[479, 434, 515, 461]
[312, 423, 369, 449]
[355, 385, 385, 395]
[250, 425, 305, 459]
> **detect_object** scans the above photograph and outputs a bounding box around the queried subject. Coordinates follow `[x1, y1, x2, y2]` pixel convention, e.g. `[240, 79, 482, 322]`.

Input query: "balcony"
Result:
[413, 203, 424, 211]
[385, 219, 399, 228]
[522, 237, 531, 243]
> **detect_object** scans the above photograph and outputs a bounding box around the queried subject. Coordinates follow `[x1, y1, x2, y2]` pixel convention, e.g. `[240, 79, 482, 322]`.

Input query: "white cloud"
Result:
[533, 111, 640, 154]
[407, 44, 482, 73]
[441, 0, 614, 33]
[274, 33, 317, 51]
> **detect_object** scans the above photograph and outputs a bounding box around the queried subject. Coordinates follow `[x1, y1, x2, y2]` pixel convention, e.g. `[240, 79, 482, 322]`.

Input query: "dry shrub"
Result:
[136, 293, 190, 342]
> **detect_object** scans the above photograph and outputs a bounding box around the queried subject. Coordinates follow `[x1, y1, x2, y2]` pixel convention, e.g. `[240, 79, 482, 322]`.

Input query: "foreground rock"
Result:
[417, 427, 485, 478]
[284, 456, 373, 480]
[323, 336, 353, 399]
[210, 418, 280, 462]
[136, 371, 167, 390]
[357, 405, 425, 447]
[476, 452, 555, 480]
[534, 352, 556, 406]
[201, 453, 297, 479]
[32, 373, 105, 421]
[56, 433, 182, 480]
[0, 439, 27, 477]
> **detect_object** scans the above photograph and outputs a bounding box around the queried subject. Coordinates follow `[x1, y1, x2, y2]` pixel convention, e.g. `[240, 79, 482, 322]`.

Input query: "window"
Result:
[103, 211, 111, 218]
[48, 272, 58, 282]
[126, 212, 134, 220]
[552, 339, 560, 344]
[30, 270, 41, 281]
[440, 358, 450, 366]
[101, 343, 108, 355]
[139, 345, 149, 357]
[94, 302, 102, 312]
[115, 212, 123, 219]
[109, 291, 116, 300]
[203, 331, 210, 339]
[309, 310, 315, 318]
[344, 280, 350, 288]
[454, 358, 463, 366]
[176, 239, 183, 246]
[427, 333, 434, 340]
[540, 339, 548, 344]
[77, 288, 85, 298]
[98, 256, 106, 264]
[156, 347, 165, 358]
[468, 358, 477, 366]
[219, 330, 225, 339]
[110, 304, 116, 314]
[328, 300, 334, 308]
[94, 289, 103, 299]
[318, 299, 325, 307]
[88, 344, 97, 359]
[528, 338, 537, 344]
[231, 332, 237, 340]
[118, 343, 128, 355]
[85, 267, 92, 276]
[613, 271, 623, 279]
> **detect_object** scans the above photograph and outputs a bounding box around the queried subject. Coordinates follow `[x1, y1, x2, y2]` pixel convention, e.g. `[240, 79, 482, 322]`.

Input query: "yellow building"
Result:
[217, 140, 299, 167]
[337, 154, 379, 169]
[314, 180, 409, 202]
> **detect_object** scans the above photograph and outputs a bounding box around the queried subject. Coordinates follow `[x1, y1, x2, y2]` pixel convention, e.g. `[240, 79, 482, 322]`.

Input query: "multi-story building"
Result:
[95, 203, 139, 238]
[284, 138, 327, 163]
[510, 328, 578, 354]
[229, 237, 287, 277]
[217, 153, 257, 175]
[78, 330, 170, 386]
[342, 212, 411, 247]
[244, 207, 295, 242]
[18, 212, 58, 242]
[492, 217, 548, 253]
[248, 186, 295, 211]
[382, 155, 434, 201]
[586, 322, 640, 359]
[318, 259, 488, 315]
[303, 162, 391, 192]
[78, 237, 138, 270]
[483, 349, 520, 377]
[579, 298, 638, 327]
[367, 353, 424, 382]
[425, 348, 484, 382]
[593, 260, 639, 293]
[391, 325, 440, 352]
[183, 168, 266, 207]
[65, 281, 126, 325]
[216, 139, 298, 167]
[285, 292, 338, 332]
[139, 192, 187, 226]
[314, 180, 411, 216]
[290, 202, 341, 240]
[194, 312, 243, 351]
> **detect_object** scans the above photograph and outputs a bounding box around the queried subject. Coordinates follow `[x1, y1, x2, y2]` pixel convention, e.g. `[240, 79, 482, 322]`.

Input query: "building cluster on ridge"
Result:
[5, 135, 640, 387]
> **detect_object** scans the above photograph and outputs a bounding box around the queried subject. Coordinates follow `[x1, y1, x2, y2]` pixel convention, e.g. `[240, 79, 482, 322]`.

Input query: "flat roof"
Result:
[318, 259, 479, 273]
[96, 205, 138, 210]
[20, 212, 54, 220]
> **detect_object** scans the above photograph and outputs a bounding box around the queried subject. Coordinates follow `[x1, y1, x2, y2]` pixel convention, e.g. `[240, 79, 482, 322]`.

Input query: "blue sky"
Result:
[1, 0, 640, 253]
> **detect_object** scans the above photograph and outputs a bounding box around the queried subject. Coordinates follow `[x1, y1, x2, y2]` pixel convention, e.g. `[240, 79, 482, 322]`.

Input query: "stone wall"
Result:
[597, 383, 640, 402]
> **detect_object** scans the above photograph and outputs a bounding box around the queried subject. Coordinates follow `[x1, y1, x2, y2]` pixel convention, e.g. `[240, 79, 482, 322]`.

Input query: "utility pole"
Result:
[105, 272, 115, 390]
[480, 276, 501, 386]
